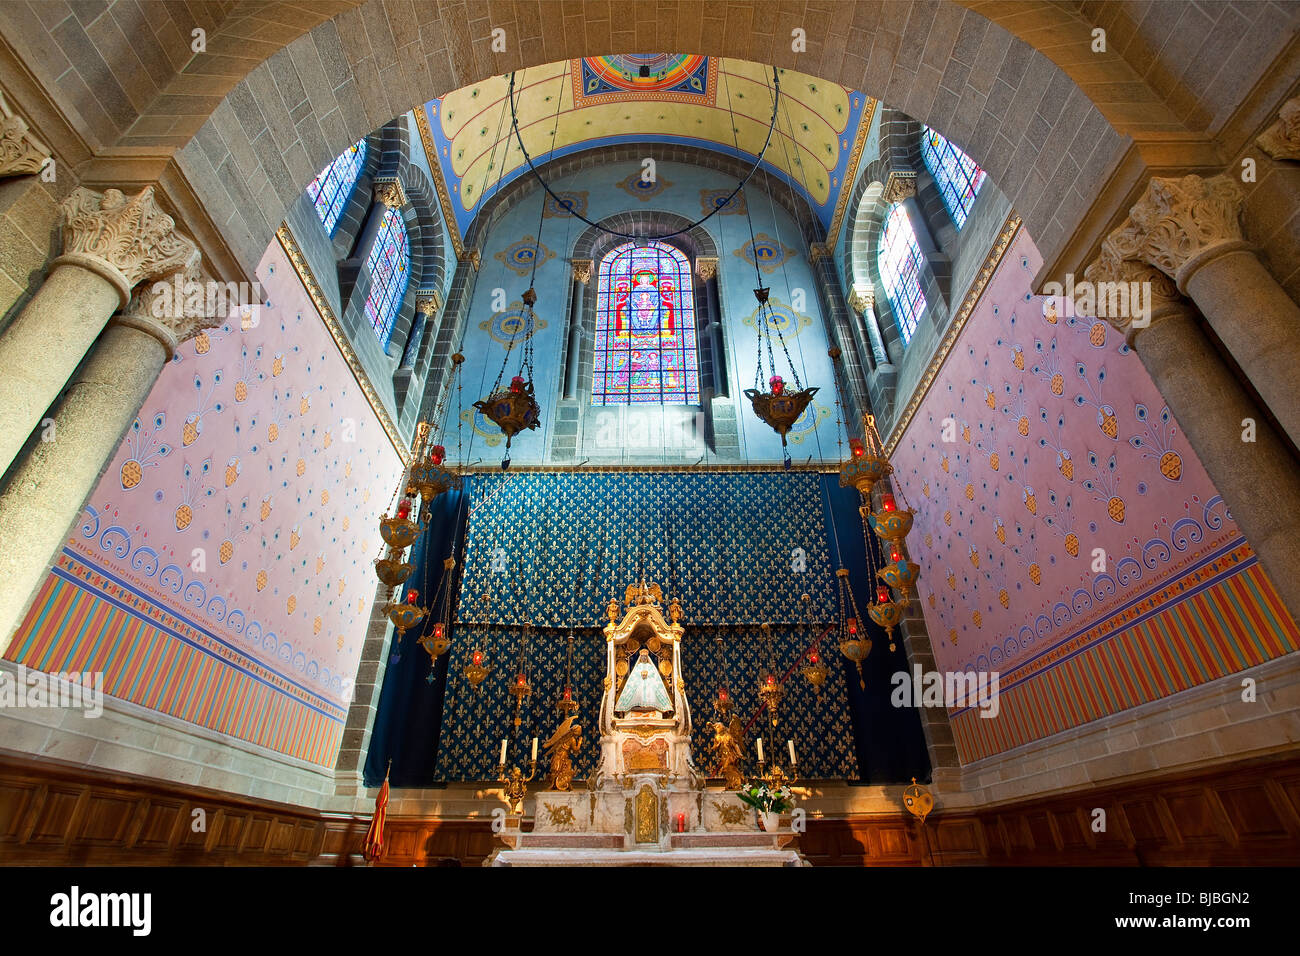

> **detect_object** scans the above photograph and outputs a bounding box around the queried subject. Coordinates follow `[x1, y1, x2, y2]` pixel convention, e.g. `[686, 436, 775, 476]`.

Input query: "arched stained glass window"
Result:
[364, 208, 409, 346]
[593, 241, 699, 405]
[878, 203, 927, 346]
[306, 140, 366, 234]
[920, 126, 986, 229]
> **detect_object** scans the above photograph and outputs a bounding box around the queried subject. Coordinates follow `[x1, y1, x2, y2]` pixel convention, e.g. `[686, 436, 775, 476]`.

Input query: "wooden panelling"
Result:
[2, 749, 1299, 866]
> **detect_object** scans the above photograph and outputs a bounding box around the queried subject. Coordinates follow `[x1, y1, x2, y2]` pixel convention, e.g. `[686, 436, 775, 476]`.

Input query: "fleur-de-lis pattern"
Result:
[434, 471, 857, 779]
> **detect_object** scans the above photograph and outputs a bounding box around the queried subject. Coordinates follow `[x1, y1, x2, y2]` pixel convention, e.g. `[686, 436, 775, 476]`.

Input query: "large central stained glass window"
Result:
[593, 240, 699, 405]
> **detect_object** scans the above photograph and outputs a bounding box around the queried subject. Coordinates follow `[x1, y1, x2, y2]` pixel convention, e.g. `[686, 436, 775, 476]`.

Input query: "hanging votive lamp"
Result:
[868, 591, 905, 653]
[464, 648, 491, 690]
[758, 671, 784, 728]
[835, 569, 871, 689]
[385, 588, 427, 649]
[838, 415, 893, 501]
[474, 289, 541, 469]
[879, 555, 921, 602]
[744, 289, 819, 465]
[801, 648, 828, 694]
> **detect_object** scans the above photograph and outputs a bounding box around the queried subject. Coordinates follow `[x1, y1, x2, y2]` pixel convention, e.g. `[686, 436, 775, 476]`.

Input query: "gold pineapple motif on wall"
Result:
[1131, 404, 1183, 482]
[176, 458, 214, 531]
[182, 372, 224, 446]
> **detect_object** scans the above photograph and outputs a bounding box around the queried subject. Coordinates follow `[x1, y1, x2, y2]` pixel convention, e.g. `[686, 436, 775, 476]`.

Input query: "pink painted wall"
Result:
[887, 227, 1298, 760]
[8, 237, 406, 763]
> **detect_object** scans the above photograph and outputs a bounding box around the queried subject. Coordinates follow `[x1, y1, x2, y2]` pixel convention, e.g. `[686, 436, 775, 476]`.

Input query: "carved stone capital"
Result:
[114, 254, 213, 354]
[373, 177, 406, 209]
[847, 287, 874, 315]
[461, 246, 481, 270]
[1107, 174, 1247, 290]
[1256, 96, 1300, 161]
[1081, 240, 1188, 348]
[693, 257, 717, 281]
[0, 90, 51, 178]
[55, 186, 199, 307]
[809, 242, 832, 262]
[883, 170, 917, 205]
[415, 288, 442, 317]
[571, 259, 594, 284]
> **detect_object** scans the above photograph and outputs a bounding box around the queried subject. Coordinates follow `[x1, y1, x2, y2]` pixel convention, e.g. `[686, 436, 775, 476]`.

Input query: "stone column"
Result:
[0, 263, 214, 652]
[1107, 174, 1300, 448]
[1081, 247, 1300, 622]
[694, 257, 727, 399]
[564, 260, 591, 400]
[0, 186, 197, 476]
[402, 288, 441, 370]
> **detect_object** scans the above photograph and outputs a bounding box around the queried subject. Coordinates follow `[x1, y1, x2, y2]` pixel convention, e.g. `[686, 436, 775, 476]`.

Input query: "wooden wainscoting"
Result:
[2, 749, 1298, 865]
[800, 751, 1300, 866]
[0, 749, 491, 866]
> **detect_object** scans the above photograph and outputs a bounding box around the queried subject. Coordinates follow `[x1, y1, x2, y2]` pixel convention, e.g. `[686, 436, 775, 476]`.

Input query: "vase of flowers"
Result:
[737, 782, 794, 832]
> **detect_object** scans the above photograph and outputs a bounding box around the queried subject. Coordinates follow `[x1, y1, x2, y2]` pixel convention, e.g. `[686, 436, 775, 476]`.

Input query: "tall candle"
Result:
[756, 738, 764, 763]
[531, 737, 538, 762]
[499, 739, 508, 766]
[788, 739, 796, 765]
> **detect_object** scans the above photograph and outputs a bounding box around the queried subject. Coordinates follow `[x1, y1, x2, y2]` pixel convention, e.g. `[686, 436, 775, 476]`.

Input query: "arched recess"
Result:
[152, 4, 1159, 282]
[7, 1, 1292, 296]
[322, 117, 449, 430]
[419, 142, 866, 448]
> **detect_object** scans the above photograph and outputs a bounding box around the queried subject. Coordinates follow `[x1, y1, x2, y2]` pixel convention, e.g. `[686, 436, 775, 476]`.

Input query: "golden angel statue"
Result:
[543, 714, 584, 792]
[709, 717, 746, 790]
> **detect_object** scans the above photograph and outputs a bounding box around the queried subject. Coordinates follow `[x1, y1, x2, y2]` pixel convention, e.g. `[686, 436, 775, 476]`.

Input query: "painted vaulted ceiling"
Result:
[418, 55, 875, 244]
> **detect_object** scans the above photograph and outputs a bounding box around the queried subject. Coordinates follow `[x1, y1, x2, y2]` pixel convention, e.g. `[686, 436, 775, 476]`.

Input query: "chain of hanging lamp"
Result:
[507, 67, 782, 241]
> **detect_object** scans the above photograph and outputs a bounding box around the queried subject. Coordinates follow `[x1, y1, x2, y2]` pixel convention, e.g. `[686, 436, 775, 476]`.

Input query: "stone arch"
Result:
[159, 4, 1151, 280]
[7, 2, 1291, 287]
[464, 142, 821, 251]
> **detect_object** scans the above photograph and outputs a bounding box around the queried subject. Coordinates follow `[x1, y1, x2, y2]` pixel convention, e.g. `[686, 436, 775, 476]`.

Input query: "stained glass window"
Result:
[878, 203, 927, 346]
[920, 126, 986, 229]
[306, 140, 366, 234]
[365, 208, 409, 346]
[592, 241, 699, 405]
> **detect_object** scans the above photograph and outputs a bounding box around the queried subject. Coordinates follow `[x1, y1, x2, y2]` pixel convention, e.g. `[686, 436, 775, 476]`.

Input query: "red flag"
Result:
[363, 761, 391, 863]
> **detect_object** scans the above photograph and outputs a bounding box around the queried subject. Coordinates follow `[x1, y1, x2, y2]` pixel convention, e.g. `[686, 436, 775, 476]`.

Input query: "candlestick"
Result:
[756, 737, 764, 763]
[499, 739, 508, 766]
[788, 739, 796, 765]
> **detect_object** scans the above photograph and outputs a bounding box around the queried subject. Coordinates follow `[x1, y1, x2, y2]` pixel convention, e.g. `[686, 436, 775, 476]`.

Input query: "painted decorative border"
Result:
[7, 553, 346, 765]
[824, 97, 876, 250]
[275, 224, 410, 465]
[883, 212, 1022, 457]
[570, 57, 719, 108]
[414, 106, 466, 262]
[948, 550, 1299, 761]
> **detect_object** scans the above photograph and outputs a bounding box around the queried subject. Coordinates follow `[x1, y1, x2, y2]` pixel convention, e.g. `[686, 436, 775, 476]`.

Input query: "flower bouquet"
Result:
[736, 781, 795, 832]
